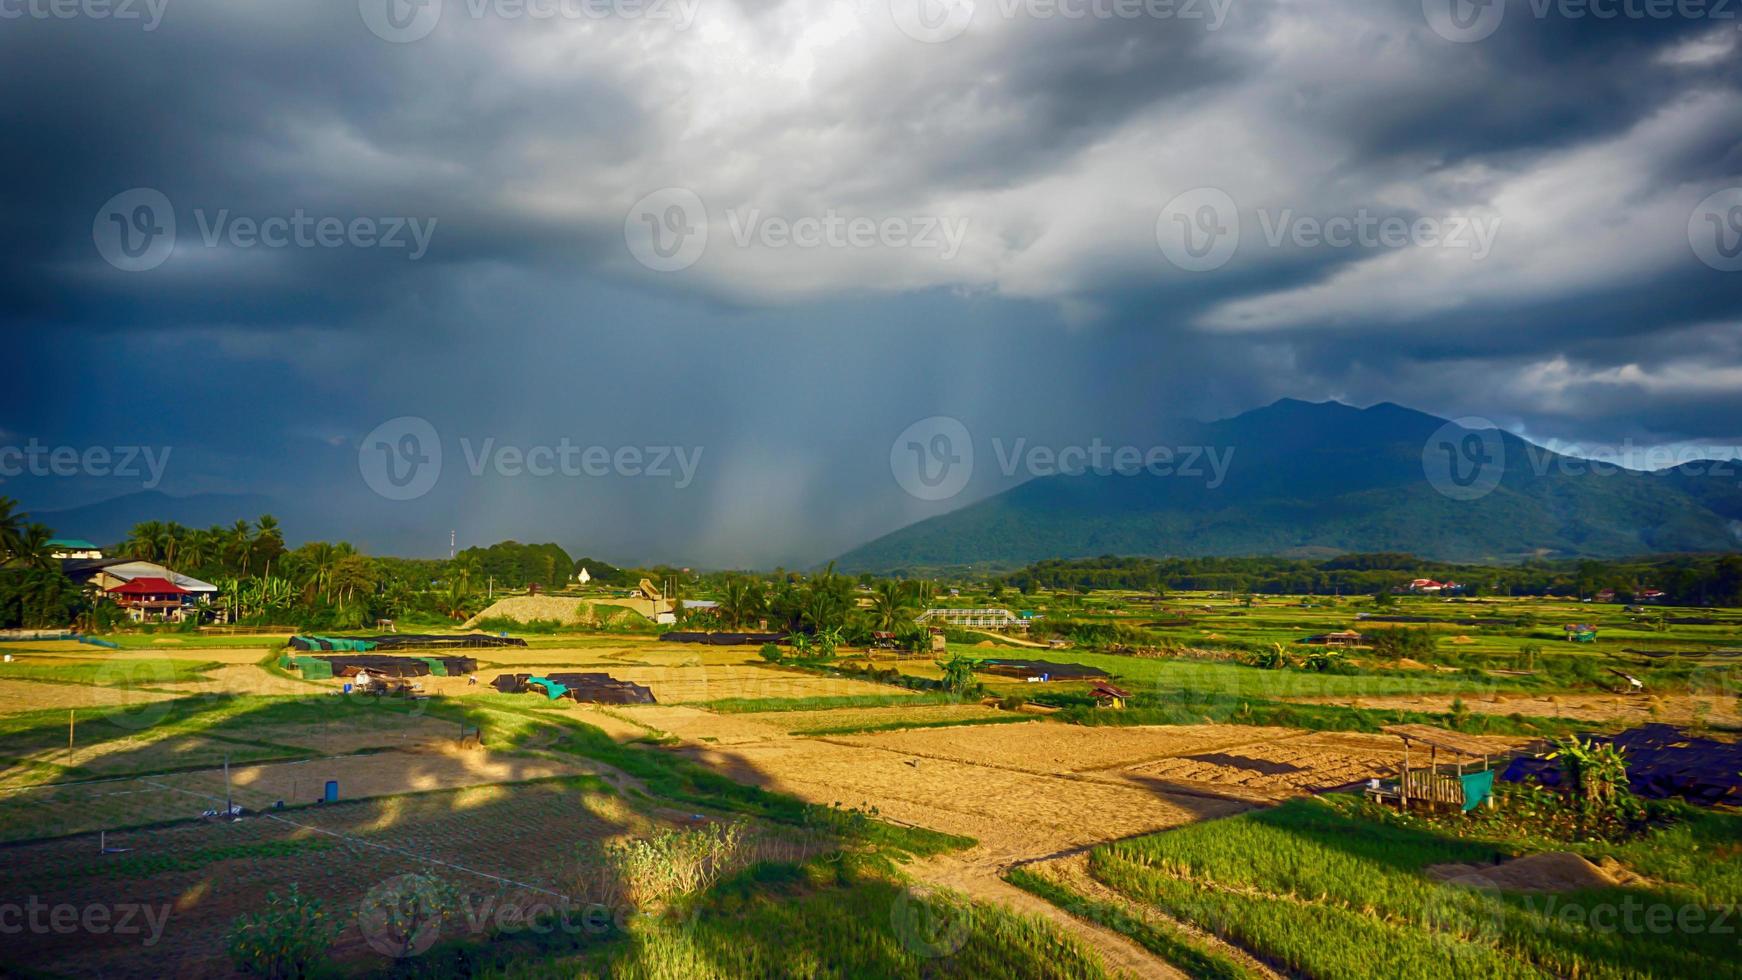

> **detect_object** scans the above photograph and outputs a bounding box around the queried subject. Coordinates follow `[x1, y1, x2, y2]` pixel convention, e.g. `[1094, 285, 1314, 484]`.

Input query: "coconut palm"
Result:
[869, 579, 914, 631]
[0, 497, 26, 563]
[124, 521, 166, 561]
[716, 575, 766, 630]
[6, 524, 58, 570]
[229, 519, 254, 576]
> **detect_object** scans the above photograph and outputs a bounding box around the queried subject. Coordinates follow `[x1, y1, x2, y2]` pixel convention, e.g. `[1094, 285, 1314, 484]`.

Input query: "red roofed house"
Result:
[106, 576, 195, 623]
[1408, 579, 1445, 593]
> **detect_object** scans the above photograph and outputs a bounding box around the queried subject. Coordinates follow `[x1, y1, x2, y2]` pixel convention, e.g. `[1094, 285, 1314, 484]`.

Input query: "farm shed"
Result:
[1301, 630, 1364, 646]
[1091, 683, 1132, 709]
[976, 659, 1112, 682]
[1366, 724, 1499, 812]
[1502, 724, 1741, 806]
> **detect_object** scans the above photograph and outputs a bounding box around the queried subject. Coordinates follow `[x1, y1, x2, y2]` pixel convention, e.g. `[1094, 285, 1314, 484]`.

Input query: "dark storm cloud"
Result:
[4, 0, 1741, 563]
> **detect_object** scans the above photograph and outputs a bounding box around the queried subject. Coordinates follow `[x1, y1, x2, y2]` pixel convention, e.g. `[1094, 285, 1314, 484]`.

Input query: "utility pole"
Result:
[68, 709, 75, 751]
[449, 530, 456, 560]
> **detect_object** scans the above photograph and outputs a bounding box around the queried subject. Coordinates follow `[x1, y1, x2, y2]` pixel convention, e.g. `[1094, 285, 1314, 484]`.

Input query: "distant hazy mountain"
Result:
[837, 400, 1742, 571]
[30, 491, 283, 548]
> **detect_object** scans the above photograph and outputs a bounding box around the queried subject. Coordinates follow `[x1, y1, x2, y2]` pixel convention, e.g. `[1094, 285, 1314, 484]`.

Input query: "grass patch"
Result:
[687, 692, 951, 714]
[490, 861, 1110, 979]
[1090, 795, 1742, 979]
[1006, 867, 1255, 980]
[0, 657, 220, 688]
[792, 714, 1035, 736]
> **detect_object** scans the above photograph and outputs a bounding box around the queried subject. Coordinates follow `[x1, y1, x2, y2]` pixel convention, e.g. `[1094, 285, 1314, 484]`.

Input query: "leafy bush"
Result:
[226, 884, 338, 979]
[758, 642, 783, 663]
[1364, 626, 1436, 660]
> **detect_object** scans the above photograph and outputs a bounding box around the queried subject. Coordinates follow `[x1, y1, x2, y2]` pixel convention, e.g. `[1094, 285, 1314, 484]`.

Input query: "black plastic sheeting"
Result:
[491, 672, 656, 704]
[659, 631, 788, 646]
[311, 655, 479, 678]
[288, 633, 527, 652]
[1501, 724, 1742, 807]
[976, 659, 1111, 681]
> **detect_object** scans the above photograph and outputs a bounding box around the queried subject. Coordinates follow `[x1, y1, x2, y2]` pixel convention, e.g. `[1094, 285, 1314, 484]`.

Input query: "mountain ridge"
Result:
[836, 400, 1742, 572]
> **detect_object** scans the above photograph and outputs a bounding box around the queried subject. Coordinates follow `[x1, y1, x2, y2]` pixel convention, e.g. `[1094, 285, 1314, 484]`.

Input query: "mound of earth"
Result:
[1429, 851, 1649, 892]
[463, 596, 651, 629]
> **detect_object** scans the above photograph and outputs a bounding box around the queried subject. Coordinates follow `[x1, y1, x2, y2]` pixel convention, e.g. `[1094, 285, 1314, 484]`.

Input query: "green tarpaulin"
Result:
[296, 657, 333, 679]
[527, 676, 568, 700]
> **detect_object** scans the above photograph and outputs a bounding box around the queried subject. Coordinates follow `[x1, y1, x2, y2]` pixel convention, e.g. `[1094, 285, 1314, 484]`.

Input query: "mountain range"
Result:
[836, 400, 1742, 572]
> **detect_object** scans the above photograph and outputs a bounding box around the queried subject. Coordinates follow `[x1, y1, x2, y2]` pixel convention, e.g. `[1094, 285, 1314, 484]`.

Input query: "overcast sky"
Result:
[3, 0, 1740, 566]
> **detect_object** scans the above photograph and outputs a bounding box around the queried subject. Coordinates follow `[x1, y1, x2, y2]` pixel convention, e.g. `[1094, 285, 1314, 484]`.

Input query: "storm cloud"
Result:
[2, 0, 1739, 565]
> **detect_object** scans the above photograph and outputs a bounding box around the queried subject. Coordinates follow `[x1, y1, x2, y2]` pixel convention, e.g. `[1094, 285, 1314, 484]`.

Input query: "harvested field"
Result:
[0, 678, 180, 713]
[688, 721, 1525, 861]
[738, 703, 1015, 735]
[831, 722, 1303, 775]
[509, 663, 915, 704]
[153, 663, 325, 696]
[613, 705, 789, 744]
[1287, 691, 1742, 727]
[1115, 730, 1504, 798]
[688, 737, 1250, 863]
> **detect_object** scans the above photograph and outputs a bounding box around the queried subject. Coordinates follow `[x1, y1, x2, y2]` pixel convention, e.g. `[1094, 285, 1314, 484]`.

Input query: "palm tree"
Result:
[124, 521, 166, 562]
[6, 524, 58, 570]
[870, 579, 914, 631]
[717, 575, 766, 630]
[305, 542, 339, 600]
[253, 515, 285, 576]
[0, 497, 26, 563]
[160, 522, 187, 569]
[229, 519, 254, 576]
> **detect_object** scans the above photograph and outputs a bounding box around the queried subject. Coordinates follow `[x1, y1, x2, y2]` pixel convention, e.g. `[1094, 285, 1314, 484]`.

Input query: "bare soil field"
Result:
[0, 744, 596, 843]
[1287, 691, 1742, 727]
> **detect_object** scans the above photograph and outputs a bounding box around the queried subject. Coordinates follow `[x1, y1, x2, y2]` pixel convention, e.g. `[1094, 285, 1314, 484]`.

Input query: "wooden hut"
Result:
[1366, 724, 1500, 812]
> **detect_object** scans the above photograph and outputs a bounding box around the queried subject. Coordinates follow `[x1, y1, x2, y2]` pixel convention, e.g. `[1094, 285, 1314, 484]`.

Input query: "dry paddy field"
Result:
[1288, 690, 1742, 727]
[683, 721, 1521, 863]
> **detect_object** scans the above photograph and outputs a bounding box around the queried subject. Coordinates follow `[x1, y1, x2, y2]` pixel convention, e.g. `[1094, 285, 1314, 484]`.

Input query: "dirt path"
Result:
[909, 850, 1186, 979]
[963, 629, 1052, 649]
